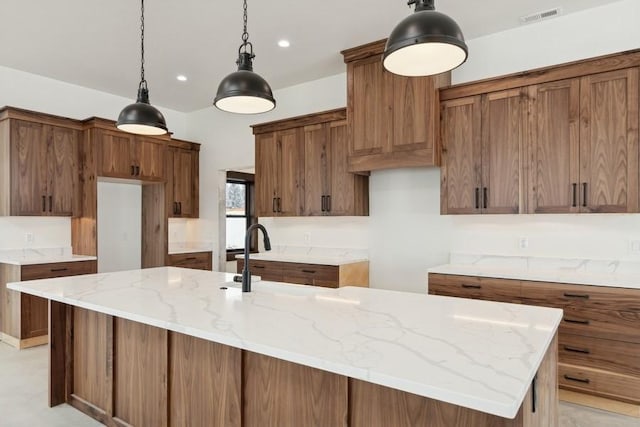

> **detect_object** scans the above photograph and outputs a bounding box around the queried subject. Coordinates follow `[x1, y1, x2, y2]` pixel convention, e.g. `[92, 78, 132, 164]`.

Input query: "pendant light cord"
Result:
[139, 0, 147, 89]
[238, 0, 253, 57]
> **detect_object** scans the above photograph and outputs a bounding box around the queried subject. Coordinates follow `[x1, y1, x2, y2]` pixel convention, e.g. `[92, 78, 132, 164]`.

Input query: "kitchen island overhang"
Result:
[9, 267, 562, 426]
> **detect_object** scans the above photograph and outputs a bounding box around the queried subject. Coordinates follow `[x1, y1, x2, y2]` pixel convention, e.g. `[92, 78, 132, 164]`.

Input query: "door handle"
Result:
[572, 183, 577, 207]
[42, 195, 46, 212]
[48, 195, 52, 212]
[131, 165, 135, 176]
[483, 187, 488, 209]
[277, 197, 282, 213]
[173, 202, 177, 215]
[135, 165, 140, 176]
[474, 188, 479, 209]
[582, 183, 587, 207]
[563, 375, 590, 384]
[563, 346, 591, 354]
[178, 202, 182, 215]
[321, 196, 326, 212]
[272, 197, 277, 213]
[327, 195, 331, 212]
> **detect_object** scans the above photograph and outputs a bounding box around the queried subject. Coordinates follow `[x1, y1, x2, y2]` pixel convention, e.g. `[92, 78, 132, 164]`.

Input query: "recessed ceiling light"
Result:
[176, 75, 188, 82]
[278, 40, 290, 48]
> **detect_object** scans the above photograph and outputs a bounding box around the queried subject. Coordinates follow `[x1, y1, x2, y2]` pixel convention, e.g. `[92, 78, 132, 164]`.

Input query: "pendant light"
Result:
[116, 0, 168, 136]
[214, 0, 276, 114]
[383, 0, 468, 77]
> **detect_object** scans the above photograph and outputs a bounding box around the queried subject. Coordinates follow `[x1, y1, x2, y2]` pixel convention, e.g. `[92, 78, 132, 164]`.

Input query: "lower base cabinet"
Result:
[166, 251, 212, 271]
[428, 273, 640, 405]
[236, 259, 369, 288]
[0, 260, 97, 349]
[52, 303, 557, 427]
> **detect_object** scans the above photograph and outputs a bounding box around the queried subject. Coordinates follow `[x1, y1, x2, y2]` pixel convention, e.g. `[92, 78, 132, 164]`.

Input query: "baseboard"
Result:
[0, 332, 47, 349]
[560, 389, 640, 418]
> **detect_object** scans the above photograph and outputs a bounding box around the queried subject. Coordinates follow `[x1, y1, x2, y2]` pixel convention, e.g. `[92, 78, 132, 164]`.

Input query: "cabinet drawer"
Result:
[428, 274, 521, 303]
[521, 281, 640, 312]
[281, 263, 338, 288]
[168, 252, 212, 271]
[559, 363, 640, 404]
[559, 307, 640, 344]
[559, 334, 640, 376]
[237, 259, 284, 282]
[21, 260, 97, 281]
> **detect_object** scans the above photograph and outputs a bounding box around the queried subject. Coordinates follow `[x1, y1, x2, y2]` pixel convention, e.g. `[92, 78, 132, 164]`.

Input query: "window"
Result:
[226, 171, 256, 260]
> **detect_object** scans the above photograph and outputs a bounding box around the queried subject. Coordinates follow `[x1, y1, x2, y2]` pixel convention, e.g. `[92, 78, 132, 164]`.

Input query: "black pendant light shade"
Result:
[116, 0, 168, 135]
[383, 0, 468, 77]
[214, 0, 276, 114]
[117, 83, 168, 135]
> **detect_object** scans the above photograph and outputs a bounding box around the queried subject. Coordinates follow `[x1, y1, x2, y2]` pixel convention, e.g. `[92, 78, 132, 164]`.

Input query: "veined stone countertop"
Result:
[8, 267, 561, 419]
[429, 253, 640, 289]
[0, 248, 96, 266]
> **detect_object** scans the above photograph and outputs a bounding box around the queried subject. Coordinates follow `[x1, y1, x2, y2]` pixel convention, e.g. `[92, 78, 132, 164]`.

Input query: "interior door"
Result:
[255, 132, 279, 217]
[304, 123, 329, 216]
[48, 125, 79, 216]
[10, 120, 48, 216]
[440, 96, 482, 214]
[277, 128, 304, 216]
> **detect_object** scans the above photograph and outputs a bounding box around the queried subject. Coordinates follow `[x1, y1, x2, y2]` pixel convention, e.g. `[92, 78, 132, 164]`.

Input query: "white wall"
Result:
[0, 65, 189, 252]
[97, 182, 141, 273]
[185, 0, 640, 289]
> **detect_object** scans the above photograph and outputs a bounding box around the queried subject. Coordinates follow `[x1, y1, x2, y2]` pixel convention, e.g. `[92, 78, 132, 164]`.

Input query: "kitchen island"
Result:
[8, 267, 562, 427]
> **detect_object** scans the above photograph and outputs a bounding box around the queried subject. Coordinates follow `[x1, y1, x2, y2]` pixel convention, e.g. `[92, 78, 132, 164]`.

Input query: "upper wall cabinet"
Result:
[0, 108, 81, 217]
[253, 109, 369, 218]
[440, 50, 640, 215]
[341, 39, 450, 173]
[166, 142, 200, 218]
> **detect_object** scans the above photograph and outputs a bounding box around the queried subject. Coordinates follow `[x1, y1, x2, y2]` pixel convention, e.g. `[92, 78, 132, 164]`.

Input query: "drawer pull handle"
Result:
[302, 270, 316, 274]
[461, 284, 481, 289]
[564, 293, 589, 299]
[563, 346, 591, 354]
[564, 318, 590, 325]
[564, 375, 590, 384]
[50, 268, 69, 272]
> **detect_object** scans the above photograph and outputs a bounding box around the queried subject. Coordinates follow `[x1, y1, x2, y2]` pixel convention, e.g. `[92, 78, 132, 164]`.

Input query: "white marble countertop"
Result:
[8, 267, 561, 419]
[0, 254, 97, 266]
[429, 263, 640, 290]
[236, 252, 368, 266]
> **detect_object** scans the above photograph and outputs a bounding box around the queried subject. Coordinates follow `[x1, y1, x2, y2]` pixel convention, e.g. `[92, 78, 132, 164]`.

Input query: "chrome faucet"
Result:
[242, 224, 271, 292]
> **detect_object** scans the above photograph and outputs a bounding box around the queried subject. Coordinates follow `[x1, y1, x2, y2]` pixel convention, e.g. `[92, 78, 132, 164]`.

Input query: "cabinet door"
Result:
[579, 68, 639, 213]
[440, 96, 482, 214]
[173, 148, 194, 217]
[277, 128, 304, 216]
[391, 75, 434, 152]
[349, 56, 388, 157]
[304, 124, 329, 216]
[528, 80, 580, 214]
[481, 89, 525, 214]
[98, 129, 134, 178]
[10, 120, 48, 215]
[20, 293, 48, 339]
[48, 125, 79, 216]
[136, 137, 165, 181]
[327, 120, 357, 216]
[255, 132, 279, 217]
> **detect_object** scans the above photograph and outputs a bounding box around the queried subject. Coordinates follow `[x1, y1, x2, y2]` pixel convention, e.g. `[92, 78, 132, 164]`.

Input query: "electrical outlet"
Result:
[518, 237, 529, 250]
[25, 233, 34, 244]
[630, 240, 640, 253]
[303, 232, 311, 245]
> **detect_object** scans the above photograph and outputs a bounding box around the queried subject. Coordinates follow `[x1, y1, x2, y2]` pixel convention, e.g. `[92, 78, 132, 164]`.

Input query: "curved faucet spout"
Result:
[242, 224, 271, 292]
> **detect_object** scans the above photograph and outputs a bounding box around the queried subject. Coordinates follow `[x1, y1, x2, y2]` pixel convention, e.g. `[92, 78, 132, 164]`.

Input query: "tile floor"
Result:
[0, 342, 638, 427]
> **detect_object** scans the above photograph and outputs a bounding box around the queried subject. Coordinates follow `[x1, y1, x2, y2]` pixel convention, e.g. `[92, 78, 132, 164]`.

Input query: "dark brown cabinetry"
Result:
[167, 143, 200, 218]
[341, 39, 450, 172]
[167, 252, 212, 271]
[237, 258, 369, 288]
[97, 128, 166, 182]
[440, 89, 526, 215]
[253, 109, 368, 217]
[428, 273, 640, 405]
[0, 109, 81, 217]
[0, 260, 97, 348]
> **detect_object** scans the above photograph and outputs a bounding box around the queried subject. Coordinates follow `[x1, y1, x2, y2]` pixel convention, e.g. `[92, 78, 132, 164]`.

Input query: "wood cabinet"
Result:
[97, 128, 166, 182]
[237, 258, 369, 288]
[167, 143, 199, 218]
[167, 252, 212, 271]
[428, 272, 640, 404]
[341, 39, 450, 172]
[0, 109, 81, 217]
[0, 260, 97, 349]
[253, 109, 368, 217]
[440, 89, 526, 214]
[441, 51, 640, 216]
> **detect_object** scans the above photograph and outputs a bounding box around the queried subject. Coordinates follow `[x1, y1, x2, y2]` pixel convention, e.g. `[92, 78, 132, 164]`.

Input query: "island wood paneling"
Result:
[169, 332, 242, 427]
[49, 300, 71, 407]
[242, 351, 348, 427]
[114, 318, 168, 427]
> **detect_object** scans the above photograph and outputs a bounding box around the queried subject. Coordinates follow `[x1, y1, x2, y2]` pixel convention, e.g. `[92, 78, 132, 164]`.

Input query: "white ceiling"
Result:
[0, 0, 622, 112]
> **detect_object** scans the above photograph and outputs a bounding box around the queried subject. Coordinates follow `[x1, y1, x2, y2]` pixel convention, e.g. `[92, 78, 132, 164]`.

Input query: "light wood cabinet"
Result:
[428, 272, 640, 404]
[254, 109, 368, 217]
[237, 258, 369, 288]
[0, 260, 97, 349]
[0, 110, 81, 217]
[97, 129, 166, 182]
[528, 69, 639, 213]
[167, 143, 199, 218]
[342, 39, 450, 172]
[440, 89, 525, 214]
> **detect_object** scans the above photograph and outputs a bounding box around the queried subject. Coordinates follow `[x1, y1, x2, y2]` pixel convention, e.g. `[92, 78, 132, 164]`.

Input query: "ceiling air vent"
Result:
[520, 7, 562, 25]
